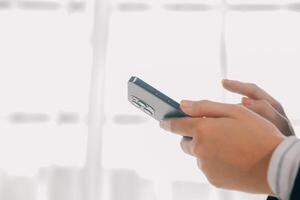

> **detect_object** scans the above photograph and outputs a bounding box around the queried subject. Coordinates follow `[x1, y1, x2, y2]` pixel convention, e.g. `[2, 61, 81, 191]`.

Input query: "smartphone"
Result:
[128, 76, 187, 121]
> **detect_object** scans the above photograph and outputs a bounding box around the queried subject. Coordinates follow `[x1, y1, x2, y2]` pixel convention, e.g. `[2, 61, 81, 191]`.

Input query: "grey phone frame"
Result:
[128, 76, 187, 121]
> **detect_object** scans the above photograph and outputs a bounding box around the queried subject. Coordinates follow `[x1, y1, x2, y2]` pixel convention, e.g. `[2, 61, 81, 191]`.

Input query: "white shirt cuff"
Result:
[268, 136, 300, 200]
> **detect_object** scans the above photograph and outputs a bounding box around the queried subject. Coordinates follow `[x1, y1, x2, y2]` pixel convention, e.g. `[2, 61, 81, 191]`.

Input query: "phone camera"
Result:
[130, 95, 155, 116]
[131, 100, 141, 108]
[143, 108, 154, 116]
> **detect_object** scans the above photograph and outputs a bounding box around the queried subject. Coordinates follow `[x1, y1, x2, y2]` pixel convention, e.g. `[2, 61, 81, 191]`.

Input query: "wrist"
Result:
[247, 133, 284, 195]
[264, 136, 284, 195]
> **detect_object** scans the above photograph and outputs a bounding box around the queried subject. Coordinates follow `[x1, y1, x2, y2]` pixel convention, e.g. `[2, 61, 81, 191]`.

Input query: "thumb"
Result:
[180, 100, 237, 118]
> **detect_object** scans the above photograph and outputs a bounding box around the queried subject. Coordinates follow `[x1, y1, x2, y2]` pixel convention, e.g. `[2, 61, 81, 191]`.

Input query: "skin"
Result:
[222, 79, 295, 137]
[160, 79, 294, 195]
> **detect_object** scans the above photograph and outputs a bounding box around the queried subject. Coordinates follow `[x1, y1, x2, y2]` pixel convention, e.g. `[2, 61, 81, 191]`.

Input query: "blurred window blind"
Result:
[0, 0, 91, 175]
[0, 0, 300, 200]
[103, 0, 300, 200]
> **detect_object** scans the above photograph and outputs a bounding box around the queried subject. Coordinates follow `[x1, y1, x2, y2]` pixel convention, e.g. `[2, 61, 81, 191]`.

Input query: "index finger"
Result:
[159, 117, 199, 138]
[222, 79, 277, 105]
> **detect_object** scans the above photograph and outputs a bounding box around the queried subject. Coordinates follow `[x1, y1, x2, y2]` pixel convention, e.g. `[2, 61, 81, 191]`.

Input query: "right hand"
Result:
[160, 100, 284, 194]
[222, 79, 295, 137]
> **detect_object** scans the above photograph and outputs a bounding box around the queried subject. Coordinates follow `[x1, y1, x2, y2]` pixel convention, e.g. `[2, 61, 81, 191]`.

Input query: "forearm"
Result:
[268, 136, 300, 200]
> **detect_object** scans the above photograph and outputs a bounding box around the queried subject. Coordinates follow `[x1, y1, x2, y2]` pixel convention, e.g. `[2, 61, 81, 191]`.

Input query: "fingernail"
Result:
[159, 121, 171, 131]
[181, 100, 193, 111]
[242, 97, 252, 106]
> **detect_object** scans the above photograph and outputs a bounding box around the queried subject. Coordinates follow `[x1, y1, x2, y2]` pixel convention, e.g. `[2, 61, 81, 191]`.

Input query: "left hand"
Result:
[160, 100, 284, 195]
[222, 79, 295, 137]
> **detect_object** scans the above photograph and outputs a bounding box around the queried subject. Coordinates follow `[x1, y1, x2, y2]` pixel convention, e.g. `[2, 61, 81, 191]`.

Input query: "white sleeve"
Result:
[268, 136, 300, 200]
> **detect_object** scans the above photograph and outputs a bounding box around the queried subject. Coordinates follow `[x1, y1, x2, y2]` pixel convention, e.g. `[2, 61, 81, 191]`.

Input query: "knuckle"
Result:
[195, 118, 216, 140]
[248, 83, 259, 95]
[195, 122, 211, 139]
[195, 121, 205, 133]
[249, 83, 258, 89]
[168, 120, 175, 133]
[234, 104, 246, 113]
[208, 179, 223, 188]
[250, 83, 258, 88]
[258, 100, 271, 113]
[258, 100, 279, 119]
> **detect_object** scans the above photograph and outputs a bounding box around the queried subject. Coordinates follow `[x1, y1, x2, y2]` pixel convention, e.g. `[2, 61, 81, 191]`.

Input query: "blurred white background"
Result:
[0, 0, 299, 199]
